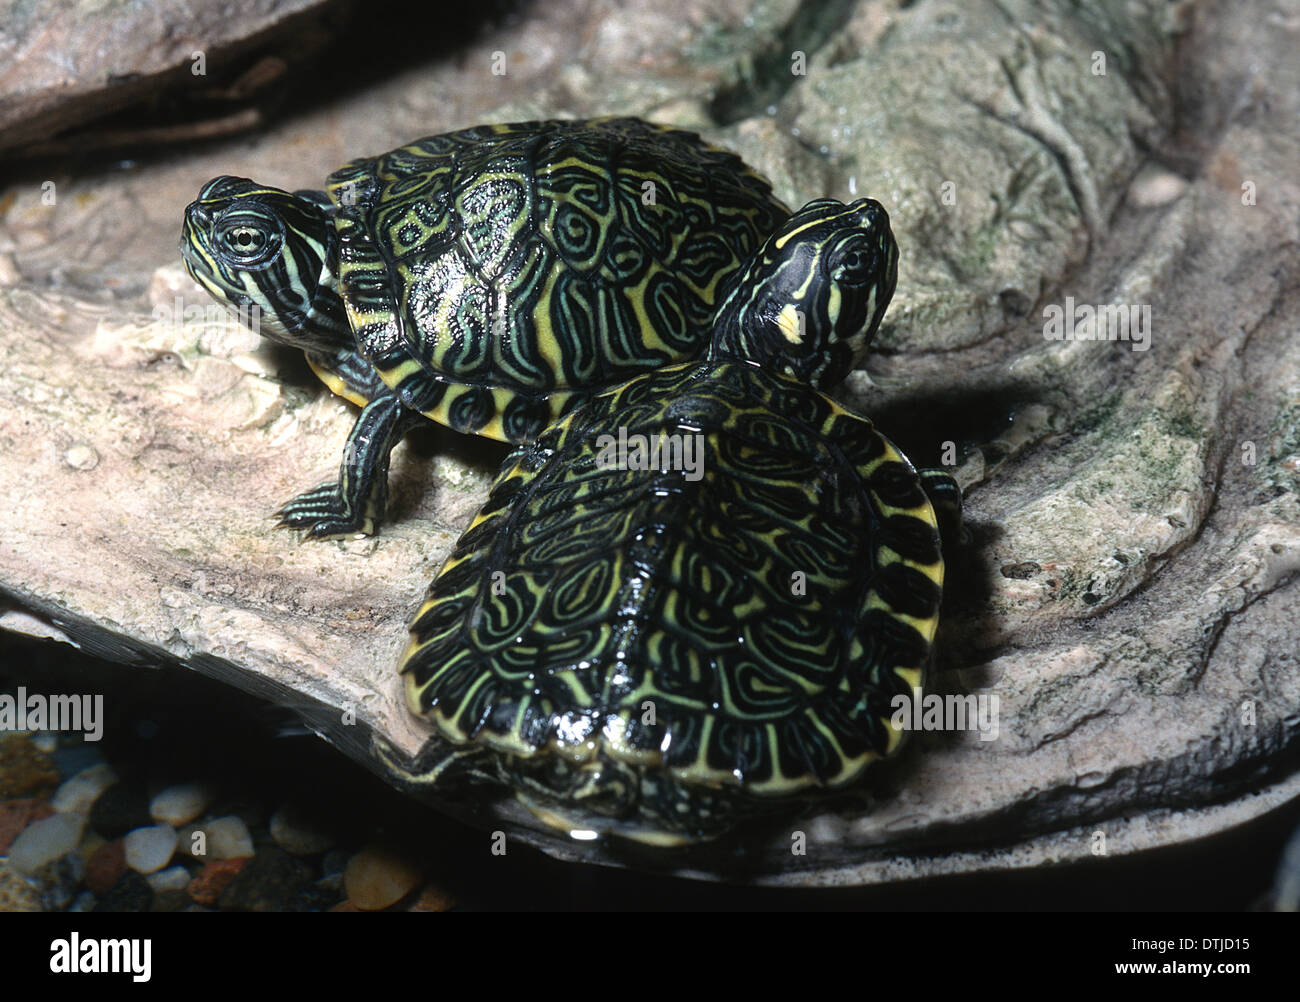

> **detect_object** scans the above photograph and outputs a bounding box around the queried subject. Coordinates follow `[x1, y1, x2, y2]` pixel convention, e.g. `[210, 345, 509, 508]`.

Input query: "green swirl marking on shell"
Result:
[400, 360, 946, 835]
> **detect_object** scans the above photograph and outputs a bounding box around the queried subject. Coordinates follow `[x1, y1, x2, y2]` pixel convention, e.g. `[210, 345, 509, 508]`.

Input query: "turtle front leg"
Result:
[276, 393, 422, 539]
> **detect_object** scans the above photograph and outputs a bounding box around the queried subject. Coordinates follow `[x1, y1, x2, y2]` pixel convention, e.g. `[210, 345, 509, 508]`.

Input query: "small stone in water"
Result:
[149, 782, 214, 826]
[344, 844, 423, 911]
[7, 811, 86, 875]
[204, 815, 255, 860]
[145, 864, 192, 893]
[123, 824, 179, 874]
[269, 802, 335, 855]
[51, 763, 118, 813]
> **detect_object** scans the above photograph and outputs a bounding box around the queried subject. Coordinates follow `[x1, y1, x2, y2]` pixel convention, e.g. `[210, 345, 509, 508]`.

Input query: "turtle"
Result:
[385, 197, 964, 845]
[180, 117, 799, 539]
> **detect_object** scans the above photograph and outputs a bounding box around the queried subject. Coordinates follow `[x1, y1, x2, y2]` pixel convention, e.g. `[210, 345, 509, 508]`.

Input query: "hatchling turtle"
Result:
[180, 117, 796, 538]
[388, 198, 964, 844]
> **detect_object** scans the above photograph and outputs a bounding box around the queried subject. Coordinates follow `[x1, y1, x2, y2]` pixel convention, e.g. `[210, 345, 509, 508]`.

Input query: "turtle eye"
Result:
[830, 245, 876, 287]
[217, 221, 278, 263]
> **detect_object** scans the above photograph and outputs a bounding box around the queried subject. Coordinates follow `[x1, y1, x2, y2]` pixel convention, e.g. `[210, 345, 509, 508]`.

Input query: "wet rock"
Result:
[84, 839, 127, 895]
[343, 844, 423, 911]
[149, 782, 215, 826]
[36, 850, 84, 911]
[124, 824, 179, 874]
[0, 861, 43, 912]
[0, 797, 54, 854]
[269, 802, 336, 856]
[88, 783, 153, 840]
[187, 858, 249, 906]
[217, 847, 313, 912]
[50, 763, 118, 814]
[92, 870, 154, 912]
[7, 811, 86, 875]
[0, 734, 60, 798]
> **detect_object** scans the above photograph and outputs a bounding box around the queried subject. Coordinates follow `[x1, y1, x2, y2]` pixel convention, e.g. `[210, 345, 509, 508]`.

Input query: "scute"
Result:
[323, 119, 790, 441]
[400, 360, 946, 834]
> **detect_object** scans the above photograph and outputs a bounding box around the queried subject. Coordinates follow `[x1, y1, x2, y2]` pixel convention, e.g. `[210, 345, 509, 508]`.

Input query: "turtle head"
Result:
[180, 176, 351, 351]
[708, 198, 897, 389]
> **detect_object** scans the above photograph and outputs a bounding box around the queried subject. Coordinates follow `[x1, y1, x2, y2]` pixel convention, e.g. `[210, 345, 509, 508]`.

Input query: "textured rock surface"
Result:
[1, 0, 1297, 884]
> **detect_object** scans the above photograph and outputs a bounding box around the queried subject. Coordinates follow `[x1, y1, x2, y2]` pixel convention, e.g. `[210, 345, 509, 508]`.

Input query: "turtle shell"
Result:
[399, 359, 946, 842]
[325, 118, 790, 443]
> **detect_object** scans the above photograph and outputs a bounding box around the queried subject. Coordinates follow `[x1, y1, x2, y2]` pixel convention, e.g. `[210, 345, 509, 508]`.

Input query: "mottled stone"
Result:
[343, 844, 423, 911]
[50, 763, 118, 814]
[186, 858, 248, 906]
[217, 848, 313, 912]
[6, 811, 86, 875]
[123, 824, 179, 874]
[0, 797, 54, 854]
[0, 735, 60, 798]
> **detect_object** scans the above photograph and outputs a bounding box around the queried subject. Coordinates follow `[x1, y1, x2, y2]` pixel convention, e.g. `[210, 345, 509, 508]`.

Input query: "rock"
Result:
[186, 858, 248, 906]
[84, 839, 127, 895]
[269, 802, 335, 856]
[150, 888, 191, 912]
[0, 0, 1296, 888]
[37, 850, 84, 911]
[123, 824, 179, 874]
[149, 783, 215, 826]
[145, 864, 193, 893]
[406, 883, 456, 912]
[6, 811, 86, 875]
[288, 880, 341, 912]
[92, 870, 153, 912]
[88, 783, 153, 839]
[0, 860, 43, 912]
[217, 847, 313, 911]
[204, 815, 255, 860]
[0, 797, 54, 854]
[343, 844, 423, 911]
[0, 734, 60, 798]
[50, 763, 118, 813]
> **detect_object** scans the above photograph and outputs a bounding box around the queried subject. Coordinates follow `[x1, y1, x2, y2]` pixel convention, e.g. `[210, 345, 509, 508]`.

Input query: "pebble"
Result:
[145, 864, 192, 893]
[406, 883, 456, 912]
[88, 783, 153, 839]
[204, 815, 255, 859]
[0, 733, 61, 798]
[149, 782, 214, 827]
[84, 839, 127, 895]
[123, 824, 179, 874]
[217, 847, 313, 911]
[50, 763, 118, 813]
[37, 850, 84, 911]
[269, 802, 336, 855]
[187, 858, 248, 906]
[0, 797, 54, 854]
[289, 881, 341, 912]
[0, 861, 43, 912]
[7, 811, 86, 875]
[93, 870, 153, 912]
[344, 844, 424, 911]
[30, 733, 58, 753]
[151, 888, 191, 912]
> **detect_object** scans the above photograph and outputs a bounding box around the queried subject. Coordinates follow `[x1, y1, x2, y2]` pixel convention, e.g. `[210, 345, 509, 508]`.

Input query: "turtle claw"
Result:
[274, 482, 376, 540]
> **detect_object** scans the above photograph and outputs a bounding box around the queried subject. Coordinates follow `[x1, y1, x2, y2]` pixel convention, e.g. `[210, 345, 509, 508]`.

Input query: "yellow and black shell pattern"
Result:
[399, 359, 946, 843]
[325, 118, 790, 444]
